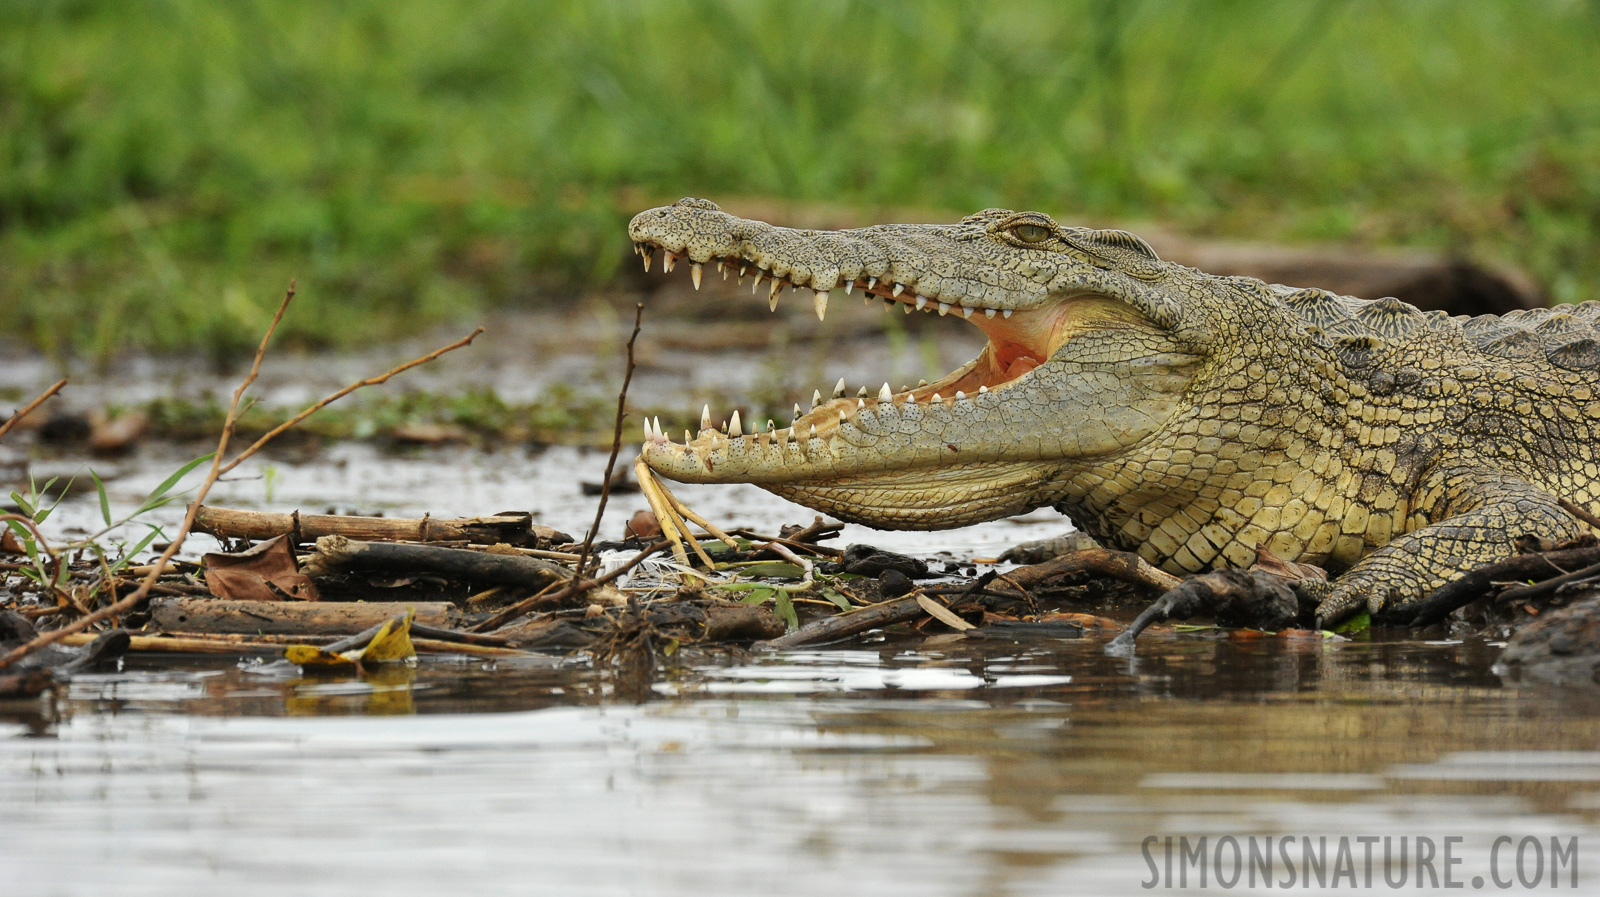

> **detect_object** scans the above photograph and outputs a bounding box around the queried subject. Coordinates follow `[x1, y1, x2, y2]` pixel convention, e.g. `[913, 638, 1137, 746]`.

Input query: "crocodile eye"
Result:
[1011, 224, 1051, 243]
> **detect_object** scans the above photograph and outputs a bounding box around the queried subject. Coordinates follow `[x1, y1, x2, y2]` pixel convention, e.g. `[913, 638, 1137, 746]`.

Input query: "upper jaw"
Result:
[627, 199, 1069, 318]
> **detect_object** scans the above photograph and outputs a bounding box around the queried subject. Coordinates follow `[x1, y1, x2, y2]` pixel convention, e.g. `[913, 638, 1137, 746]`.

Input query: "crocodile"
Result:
[627, 197, 1600, 627]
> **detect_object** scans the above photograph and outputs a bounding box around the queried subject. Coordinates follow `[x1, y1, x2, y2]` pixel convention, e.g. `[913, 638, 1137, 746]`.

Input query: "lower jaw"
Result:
[764, 460, 1067, 531]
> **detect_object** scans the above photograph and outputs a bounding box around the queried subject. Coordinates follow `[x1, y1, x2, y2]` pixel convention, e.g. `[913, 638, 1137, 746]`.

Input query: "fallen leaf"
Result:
[203, 534, 320, 601]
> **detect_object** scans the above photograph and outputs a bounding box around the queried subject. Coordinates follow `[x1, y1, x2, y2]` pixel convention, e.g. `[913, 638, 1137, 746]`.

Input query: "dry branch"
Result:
[574, 302, 643, 579]
[0, 378, 67, 442]
[299, 535, 571, 589]
[149, 597, 454, 634]
[193, 505, 564, 547]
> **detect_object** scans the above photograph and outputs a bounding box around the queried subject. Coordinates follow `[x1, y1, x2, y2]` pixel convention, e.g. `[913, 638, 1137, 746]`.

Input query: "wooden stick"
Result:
[1402, 546, 1600, 626]
[1560, 498, 1600, 532]
[192, 505, 552, 546]
[55, 631, 527, 658]
[148, 596, 455, 634]
[0, 378, 67, 442]
[298, 536, 571, 589]
[574, 303, 643, 579]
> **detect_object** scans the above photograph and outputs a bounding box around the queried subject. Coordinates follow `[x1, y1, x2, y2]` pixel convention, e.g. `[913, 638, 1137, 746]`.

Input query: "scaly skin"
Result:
[628, 198, 1600, 627]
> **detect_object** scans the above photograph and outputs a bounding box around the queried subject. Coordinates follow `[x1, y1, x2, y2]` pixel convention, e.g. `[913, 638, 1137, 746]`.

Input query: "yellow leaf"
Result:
[361, 608, 417, 663]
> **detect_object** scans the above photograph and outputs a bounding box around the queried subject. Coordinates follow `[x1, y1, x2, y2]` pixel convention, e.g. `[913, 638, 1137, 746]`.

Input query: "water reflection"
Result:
[4, 634, 1599, 896]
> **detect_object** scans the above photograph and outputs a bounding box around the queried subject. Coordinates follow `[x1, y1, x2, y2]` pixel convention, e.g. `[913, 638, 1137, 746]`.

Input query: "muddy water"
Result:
[5, 638, 1600, 895]
[5, 306, 1600, 894]
[5, 443, 1600, 895]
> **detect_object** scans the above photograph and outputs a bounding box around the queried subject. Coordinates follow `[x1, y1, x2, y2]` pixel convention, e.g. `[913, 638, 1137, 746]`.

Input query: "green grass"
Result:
[3, 0, 1599, 360]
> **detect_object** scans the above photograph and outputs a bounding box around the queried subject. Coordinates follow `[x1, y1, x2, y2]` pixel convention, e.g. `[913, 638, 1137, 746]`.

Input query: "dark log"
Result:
[149, 597, 454, 635]
[1401, 547, 1600, 627]
[193, 504, 571, 547]
[755, 595, 927, 649]
[300, 535, 572, 589]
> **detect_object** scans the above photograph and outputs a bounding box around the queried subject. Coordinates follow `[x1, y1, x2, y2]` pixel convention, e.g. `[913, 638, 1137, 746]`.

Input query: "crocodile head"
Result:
[627, 197, 1236, 530]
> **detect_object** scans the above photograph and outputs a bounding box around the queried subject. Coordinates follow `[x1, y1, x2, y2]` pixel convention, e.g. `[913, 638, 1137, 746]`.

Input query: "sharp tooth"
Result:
[839, 411, 847, 424]
[684, 430, 692, 444]
[812, 389, 822, 408]
[863, 293, 872, 307]
[878, 382, 892, 402]
[931, 393, 942, 403]
[857, 386, 868, 398]
[813, 290, 829, 321]
[769, 292, 779, 312]
[915, 296, 928, 311]
[770, 278, 782, 300]
[867, 277, 877, 290]
[961, 306, 973, 319]
[902, 302, 912, 314]
[690, 263, 703, 290]
[810, 424, 817, 438]
[1003, 309, 1013, 318]
[955, 390, 966, 402]
[643, 419, 652, 443]
[751, 274, 762, 294]
[857, 399, 865, 410]
[979, 385, 989, 393]
[766, 419, 775, 432]
[844, 280, 853, 295]
[793, 403, 802, 422]
[882, 299, 895, 311]
[985, 308, 996, 319]
[918, 379, 928, 387]
[701, 404, 712, 431]
[716, 260, 725, 275]
[653, 416, 664, 440]
[740, 264, 748, 277]
[892, 284, 905, 297]
[729, 410, 741, 436]
[641, 248, 653, 272]
[937, 302, 951, 316]
[833, 377, 846, 399]
[663, 251, 677, 273]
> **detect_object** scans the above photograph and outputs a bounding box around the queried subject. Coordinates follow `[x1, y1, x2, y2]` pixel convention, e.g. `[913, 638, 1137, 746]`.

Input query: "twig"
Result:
[574, 303, 643, 579]
[0, 378, 67, 442]
[217, 326, 484, 475]
[475, 539, 670, 633]
[0, 282, 297, 670]
[1560, 498, 1600, 532]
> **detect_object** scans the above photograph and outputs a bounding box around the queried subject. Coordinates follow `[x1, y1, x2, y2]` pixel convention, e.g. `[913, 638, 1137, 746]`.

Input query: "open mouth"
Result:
[630, 240, 1068, 448]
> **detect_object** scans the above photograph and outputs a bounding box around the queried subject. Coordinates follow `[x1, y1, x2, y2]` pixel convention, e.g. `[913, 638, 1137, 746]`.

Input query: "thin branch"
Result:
[0, 282, 298, 670]
[217, 326, 485, 476]
[574, 303, 643, 579]
[0, 379, 67, 442]
[1560, 497, 1600, 532]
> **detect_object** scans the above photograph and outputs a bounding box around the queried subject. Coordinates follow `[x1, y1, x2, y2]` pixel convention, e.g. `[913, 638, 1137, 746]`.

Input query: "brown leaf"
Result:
[203, 534, 320, 601]
[0, 529, 25, 555]
[1249, 546, 1326, 582]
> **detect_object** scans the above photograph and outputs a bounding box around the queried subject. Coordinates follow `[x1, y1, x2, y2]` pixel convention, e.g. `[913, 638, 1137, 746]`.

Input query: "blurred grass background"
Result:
[2, 0, 1598, 362]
